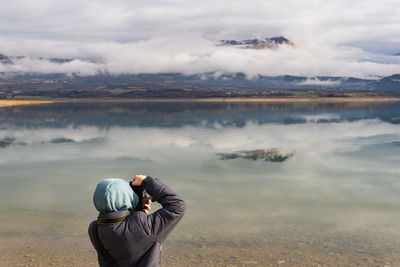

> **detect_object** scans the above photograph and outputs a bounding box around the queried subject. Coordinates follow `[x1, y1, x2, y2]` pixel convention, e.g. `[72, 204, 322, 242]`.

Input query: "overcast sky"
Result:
[1, 0, 400, 78]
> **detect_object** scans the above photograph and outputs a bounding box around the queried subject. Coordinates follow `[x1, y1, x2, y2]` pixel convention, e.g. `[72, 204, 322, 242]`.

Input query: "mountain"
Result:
[47, 58, 75, 63]
[219, 36, 294, 49]
[0, 54, 79, 65]
[0, 50, 400, 98]
[371, 74, 400, 91]
[2, 71, 400, 99]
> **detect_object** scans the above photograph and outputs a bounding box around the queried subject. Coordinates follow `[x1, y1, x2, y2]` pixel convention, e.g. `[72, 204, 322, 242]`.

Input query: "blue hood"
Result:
[93, 178, 139, 212]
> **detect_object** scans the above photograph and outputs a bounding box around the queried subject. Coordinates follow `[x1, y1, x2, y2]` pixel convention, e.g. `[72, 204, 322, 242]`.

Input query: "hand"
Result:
[143, 199, 152, 214]
[132, 174, 147, 186]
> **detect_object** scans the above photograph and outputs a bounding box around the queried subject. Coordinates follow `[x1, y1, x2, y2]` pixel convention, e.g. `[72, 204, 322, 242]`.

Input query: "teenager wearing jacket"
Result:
[88, 175, 186, 267]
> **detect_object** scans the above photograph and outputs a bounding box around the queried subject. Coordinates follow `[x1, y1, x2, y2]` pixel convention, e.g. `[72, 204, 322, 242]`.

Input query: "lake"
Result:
[1, 100, 400, 266]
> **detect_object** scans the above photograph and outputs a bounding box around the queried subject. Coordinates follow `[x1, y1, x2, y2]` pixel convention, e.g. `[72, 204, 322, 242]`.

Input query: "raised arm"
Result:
[133, 175, 186, 243]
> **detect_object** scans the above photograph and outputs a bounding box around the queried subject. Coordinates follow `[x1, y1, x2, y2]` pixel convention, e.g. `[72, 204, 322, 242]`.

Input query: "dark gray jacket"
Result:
[88, 177, 186, 267]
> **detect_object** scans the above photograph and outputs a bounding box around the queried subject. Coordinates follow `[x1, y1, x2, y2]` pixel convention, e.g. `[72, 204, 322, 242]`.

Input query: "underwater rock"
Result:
[0, 137, 15, 148]
[50, 137, 75, 144]
[217, 149, 294, 162]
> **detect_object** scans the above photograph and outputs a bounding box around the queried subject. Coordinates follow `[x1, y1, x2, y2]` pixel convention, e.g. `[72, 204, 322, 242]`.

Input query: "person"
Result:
[88, 174, 186, 267]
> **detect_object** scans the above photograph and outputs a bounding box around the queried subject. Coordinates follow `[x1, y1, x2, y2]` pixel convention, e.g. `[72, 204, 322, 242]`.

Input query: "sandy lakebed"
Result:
[0, 100, 55, 107]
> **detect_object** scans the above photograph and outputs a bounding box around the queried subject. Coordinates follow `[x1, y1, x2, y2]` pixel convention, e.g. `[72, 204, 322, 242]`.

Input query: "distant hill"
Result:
[1, 71, 400, 99]
[1, 50, 400, 98]
[371, 74, 400, 90]
[0, 54, 78, 65]
[219, 36, 294, 49]
[47, 58, 75, 63]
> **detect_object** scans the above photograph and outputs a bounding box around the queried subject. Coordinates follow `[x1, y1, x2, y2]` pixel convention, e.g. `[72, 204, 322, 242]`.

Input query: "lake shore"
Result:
[0, 100, 55, 107]
[1, 97, 400, 107]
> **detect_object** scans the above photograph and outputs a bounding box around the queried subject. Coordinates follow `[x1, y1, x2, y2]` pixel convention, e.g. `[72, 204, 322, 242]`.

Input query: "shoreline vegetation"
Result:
[1, 97, 400, 107]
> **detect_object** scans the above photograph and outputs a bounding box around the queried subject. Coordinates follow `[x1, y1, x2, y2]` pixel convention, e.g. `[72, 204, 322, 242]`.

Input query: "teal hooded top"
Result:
[93, 178, 139, 213]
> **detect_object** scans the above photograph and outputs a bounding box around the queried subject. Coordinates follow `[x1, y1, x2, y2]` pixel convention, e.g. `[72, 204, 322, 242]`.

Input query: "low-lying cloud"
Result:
[1, 0, 400, 78]
[1, 38, 400, 78]
[296, 78, 342, 86]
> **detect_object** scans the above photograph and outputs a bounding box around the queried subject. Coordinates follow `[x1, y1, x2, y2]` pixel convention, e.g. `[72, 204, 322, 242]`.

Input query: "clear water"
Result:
[1, 101, 400, 266]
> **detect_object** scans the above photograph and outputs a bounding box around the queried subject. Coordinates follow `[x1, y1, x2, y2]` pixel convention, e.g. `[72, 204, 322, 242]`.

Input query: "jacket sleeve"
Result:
[141, 176, 186, 243]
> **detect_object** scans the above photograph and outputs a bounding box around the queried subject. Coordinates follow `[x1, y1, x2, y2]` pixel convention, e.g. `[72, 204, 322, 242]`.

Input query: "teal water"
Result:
[1, 101, 400, 266]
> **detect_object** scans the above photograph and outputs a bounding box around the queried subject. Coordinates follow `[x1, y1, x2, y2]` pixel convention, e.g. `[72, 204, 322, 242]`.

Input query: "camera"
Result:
[130, 183, 153, 211]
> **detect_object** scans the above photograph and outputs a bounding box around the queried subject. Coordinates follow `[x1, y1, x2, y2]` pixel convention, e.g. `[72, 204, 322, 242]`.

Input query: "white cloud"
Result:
[1, 38, 400, 78]
[296, 78, 342, 86]
[1, 0, 400, 77]
[0, 57, 103, 76]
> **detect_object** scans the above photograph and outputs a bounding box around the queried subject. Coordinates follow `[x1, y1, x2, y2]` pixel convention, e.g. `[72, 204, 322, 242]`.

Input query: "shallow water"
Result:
[1, 101, 400, 266]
